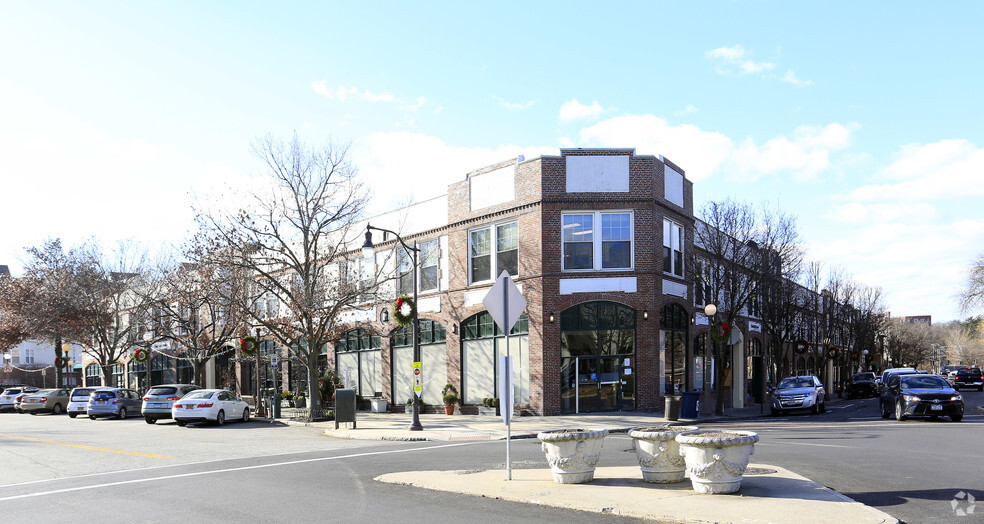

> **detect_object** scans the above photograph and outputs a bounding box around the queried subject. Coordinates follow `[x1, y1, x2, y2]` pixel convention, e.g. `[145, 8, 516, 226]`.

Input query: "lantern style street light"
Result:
[362, 224, 423, 431]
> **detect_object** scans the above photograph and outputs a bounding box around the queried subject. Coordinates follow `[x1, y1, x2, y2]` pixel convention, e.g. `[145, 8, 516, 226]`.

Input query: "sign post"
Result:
[412, 361, 422, 397]
[482, 270, 527, 481]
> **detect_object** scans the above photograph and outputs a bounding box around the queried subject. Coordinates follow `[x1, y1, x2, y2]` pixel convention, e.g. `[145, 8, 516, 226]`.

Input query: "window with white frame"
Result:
[25, 348, 34, 364]
[663, 219, 684, 277]
[341, 258, 373, 303]
[397, 249, 413, 296]
[397, 239, 439, 294]
[469, 221, 518, 283]
[562, 211, 633, 271]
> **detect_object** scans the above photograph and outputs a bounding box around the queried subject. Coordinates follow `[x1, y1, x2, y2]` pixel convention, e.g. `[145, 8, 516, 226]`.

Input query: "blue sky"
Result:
[2, 2, 982, 322]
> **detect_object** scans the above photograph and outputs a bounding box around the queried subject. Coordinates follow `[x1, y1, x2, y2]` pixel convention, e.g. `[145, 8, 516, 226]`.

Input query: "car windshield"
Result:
[148, 387, 177, 396]
[71, 389, 94, 399]
[91, 391, 117, 400]
[3, 389, 22, 395]
[184, 391, 215, 400]
[778, 378, 814, 389]
[35, 389, 58, 395]
[852, 374, 874, 382]
[900, 376, 949, 389]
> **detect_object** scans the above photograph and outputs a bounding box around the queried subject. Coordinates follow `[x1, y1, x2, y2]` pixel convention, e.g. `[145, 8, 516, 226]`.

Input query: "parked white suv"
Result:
[771, 375, 826, 416]
[68, 387, 97, 418]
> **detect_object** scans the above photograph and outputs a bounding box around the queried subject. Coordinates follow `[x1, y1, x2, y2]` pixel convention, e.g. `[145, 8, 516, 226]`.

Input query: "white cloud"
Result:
[705, 45, 775, 76]
[559, 99, 605, 122]
[781, 69, 813, 87]
[731, 123, 855, 181]
[846, 139, 984, 202]
[362, 90, 396, 103]
[494, 96, 535, 111]
[400, 96, 426, 112]
[674, 104, 698, 116]
[311, 80, 357, 100]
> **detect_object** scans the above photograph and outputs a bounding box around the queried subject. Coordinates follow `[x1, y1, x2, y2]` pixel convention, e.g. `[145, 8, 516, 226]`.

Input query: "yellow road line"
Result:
[0, 434, 172, 458]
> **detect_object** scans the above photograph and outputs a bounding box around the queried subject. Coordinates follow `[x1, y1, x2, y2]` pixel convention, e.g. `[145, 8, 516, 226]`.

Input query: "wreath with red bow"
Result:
[54, 357, 66, 367]
[133, 348, 149, 363]
[240, 336, 258, 357]
[710, 321, 732, 343]
[795, 340, 809, 354]
[393, 295, 416, 327]
[828, 346, 839, 359]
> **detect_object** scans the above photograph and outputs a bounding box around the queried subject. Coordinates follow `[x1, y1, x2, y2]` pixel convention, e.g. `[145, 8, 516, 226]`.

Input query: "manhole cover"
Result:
[744, 467, 778, 475]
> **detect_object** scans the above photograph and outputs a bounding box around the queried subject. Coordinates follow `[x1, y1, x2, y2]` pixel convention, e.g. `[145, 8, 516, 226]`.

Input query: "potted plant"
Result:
[442, 383, 458, 415]
[537, 428, 608, 484]
[294, 394, 306, 408]
[405, 397, 415, 414]
[628, 425, 699, 483]
[478, 397, 498, 416]
[675, 429, 759, 494]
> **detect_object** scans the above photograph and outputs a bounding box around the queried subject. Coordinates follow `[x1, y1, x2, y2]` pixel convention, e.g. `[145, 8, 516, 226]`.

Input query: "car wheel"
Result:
[895, 401, 907, 421]
[811, 401, 820, 415]
[951, 414, 963, 422]
[880, 401, 890, 419]
[819, 400, 827, 413]
[216, 410, 225, 426]
[242, 408, 250, 423]
[770, 407, 780, 416]
[69, 413, 77, 419]
[145, 417, 156, 424]
[30, 411, 37, 415]
[117, 407, 127, 420]
[52, 404, 63, 415]
[176, 420, 186, 427]
[89, 415, 97, 420]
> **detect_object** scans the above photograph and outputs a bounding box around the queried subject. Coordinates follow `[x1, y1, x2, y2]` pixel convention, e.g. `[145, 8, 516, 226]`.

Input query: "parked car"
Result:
[86, 388, 143, 419]
[141, 384, 200, 424]
[952, 368, 984, 391]
[880, 373, 963, 422]
[845, 372, 878, 399]
[67, 387, 97, 418]
[172, 389, 250, 426]
[0, 387, 38, 412]
[771, 375, 826, 416]
[20, 388, 70, 415]
[877, 367, 918, 393]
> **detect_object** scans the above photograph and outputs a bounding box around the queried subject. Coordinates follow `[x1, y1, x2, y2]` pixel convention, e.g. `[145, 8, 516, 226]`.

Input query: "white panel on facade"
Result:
[559, 277, 637, 295]
[337, 352, 359, 390]
[465, 283, 522, 306]
[566, 155, 630, 193]
[417, 296, 441, 313]
[496, 336, 530, 405]
[421, 343, 448, 406]
[664, 164, 684, 207]
[337, 309, 375, 324]
[662, 279, 688, 299]
[470, 165, 515, 211]
[439, 235, 449, 291]
[392, 347, 412, 403]
[463, 339, 495, 404]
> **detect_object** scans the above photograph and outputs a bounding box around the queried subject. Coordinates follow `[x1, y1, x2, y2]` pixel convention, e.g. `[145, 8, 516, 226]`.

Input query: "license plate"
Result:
[185, 405, 193, 409]
[930, 404, 943, 411]
[153, 403, 165, 408]
[97, 401, 105, 405]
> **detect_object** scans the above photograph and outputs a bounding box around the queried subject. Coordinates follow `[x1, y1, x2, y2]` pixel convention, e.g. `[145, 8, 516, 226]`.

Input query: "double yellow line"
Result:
[0, 433, 172, 458]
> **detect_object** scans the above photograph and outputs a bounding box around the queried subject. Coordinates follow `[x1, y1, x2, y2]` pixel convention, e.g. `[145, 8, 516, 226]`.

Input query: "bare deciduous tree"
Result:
[959, 252, 984, 314]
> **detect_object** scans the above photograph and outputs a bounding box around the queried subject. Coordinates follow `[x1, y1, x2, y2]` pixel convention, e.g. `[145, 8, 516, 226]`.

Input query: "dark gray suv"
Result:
[142, 384, 200, 424]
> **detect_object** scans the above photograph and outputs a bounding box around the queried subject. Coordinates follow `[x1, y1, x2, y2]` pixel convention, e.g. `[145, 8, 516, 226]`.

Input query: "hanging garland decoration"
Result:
[709, 321, 732, 343]
[392, 294, 416, 327]
[133, 348, 149, 363]
[54, 357, 66, 368]
[240, 336, 258, 357]
[795, 339, 809, 355]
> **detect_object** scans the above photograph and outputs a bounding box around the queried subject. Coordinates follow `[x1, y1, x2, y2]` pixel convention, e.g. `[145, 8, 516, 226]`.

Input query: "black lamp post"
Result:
[362, 224, 423, 431]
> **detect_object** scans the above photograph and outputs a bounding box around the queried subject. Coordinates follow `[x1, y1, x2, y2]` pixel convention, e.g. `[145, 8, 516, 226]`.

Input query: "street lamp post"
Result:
[704, 303, 717, 415]
[362, 224, 423, 431]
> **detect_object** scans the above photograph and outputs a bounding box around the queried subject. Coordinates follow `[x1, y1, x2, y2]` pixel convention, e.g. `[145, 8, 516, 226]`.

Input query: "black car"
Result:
[952, 368, 983, 391]
[880, 373, 963, 422]
[845, 372, 877, 399]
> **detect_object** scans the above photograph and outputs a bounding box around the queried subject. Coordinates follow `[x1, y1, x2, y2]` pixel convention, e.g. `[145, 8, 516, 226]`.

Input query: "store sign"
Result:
[749, 321, 762, 333]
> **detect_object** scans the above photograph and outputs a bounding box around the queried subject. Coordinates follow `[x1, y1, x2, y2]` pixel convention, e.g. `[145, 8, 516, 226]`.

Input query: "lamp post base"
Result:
[409, 401, 424, 431]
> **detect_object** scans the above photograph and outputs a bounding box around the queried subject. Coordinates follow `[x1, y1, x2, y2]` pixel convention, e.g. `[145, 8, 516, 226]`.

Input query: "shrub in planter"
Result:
[441, 383, 459, 414]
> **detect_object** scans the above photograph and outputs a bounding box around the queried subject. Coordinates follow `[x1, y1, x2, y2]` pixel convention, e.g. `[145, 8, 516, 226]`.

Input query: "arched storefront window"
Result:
[392, 320, 447, 406]
[461, 313, 529, 406]
[661, 304, 689, 395]
[176, 358, 193, 385]
[560, 302, 635, 413]
[335, 328, 382, 399]
[85, 363, 102, 387]
[150, 354, 173, 386]
[746, 338, 765, 404]
[111, 363, 124, 389]
[128, 359, 147, 394]
[693, 333, 708, 391]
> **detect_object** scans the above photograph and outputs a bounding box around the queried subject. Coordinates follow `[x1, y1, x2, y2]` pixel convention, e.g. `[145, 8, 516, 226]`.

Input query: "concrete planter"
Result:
[676, 430, 759, 494]
[370, 398, 387, 413]
[537, 428, 608, 484]
[628, 425, 699, 483]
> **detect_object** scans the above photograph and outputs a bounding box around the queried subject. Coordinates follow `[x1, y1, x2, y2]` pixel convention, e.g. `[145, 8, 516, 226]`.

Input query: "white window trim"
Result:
[663, 218, 684, 278]
[561, 210, 634, 272]
[468, 220, 519, 285]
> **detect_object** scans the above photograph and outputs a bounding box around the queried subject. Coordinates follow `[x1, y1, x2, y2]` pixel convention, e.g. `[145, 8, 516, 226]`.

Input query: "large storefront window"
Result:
[392, 320, 447, 406]
[335, 328, 382, 399]
[560, 302, 636, 413]
[111, 363, 124, 388]
[150, 355, 172, 386]
[693, 333, 708, 391]
[661, 304, 689, 396]
[128, 360, 147, 393]
[461, 312, 529, 406]
[85, 363, 103, 387]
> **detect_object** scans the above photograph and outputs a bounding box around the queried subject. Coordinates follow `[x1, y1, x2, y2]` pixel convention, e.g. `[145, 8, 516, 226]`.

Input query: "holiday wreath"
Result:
[54, 357, 66, 367]
[393, 295, 416, 327]
[710, 321, 732, 343]
[133, 348, 149, 363]
[240, 336, 258, 356]
[795, 339, 809, 354]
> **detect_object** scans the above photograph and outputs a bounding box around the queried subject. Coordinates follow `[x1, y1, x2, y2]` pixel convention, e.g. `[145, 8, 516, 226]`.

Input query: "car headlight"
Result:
[903, 394, 920, 402]
[951, 394, 962, 401]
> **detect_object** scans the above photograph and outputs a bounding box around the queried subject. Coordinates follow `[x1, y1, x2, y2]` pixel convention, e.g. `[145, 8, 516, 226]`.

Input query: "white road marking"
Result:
[0, 441, 482, 502]
[756, 441, 851, 449]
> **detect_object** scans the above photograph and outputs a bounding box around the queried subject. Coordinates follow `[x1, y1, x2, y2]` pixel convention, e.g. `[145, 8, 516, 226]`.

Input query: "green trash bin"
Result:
[665, 395, 681, 421]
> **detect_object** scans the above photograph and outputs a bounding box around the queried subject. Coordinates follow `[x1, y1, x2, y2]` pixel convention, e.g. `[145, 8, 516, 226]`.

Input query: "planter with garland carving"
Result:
[628, 425, 699, 483]
[537, 428, 608, 484]
[676, 429, 759, 494]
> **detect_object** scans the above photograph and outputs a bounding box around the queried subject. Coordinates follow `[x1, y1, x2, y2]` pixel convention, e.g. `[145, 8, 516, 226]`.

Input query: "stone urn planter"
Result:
[537, 428, 608, 484]
[675, 430, 759, 494]
[628, 425, 699, 483]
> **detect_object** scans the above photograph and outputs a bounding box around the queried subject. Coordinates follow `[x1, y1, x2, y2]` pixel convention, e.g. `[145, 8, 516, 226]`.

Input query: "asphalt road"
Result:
[1, 390, 982, 523]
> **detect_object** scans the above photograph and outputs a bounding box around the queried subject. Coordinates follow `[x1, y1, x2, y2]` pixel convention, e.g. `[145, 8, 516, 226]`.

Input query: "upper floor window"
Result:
[562, 212, 632, 271]
[663, 219, 684, 277]
[469, 221, 518, 284]
[400, 239, 439, 294]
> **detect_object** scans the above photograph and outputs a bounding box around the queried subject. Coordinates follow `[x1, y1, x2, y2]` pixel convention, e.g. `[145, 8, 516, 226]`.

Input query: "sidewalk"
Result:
[287, 398, 899, 523]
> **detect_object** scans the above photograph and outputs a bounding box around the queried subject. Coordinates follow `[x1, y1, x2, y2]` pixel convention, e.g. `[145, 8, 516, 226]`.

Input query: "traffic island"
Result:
[376, 464, 899, 523]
